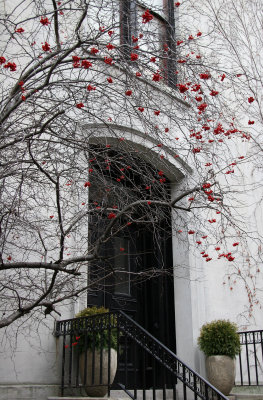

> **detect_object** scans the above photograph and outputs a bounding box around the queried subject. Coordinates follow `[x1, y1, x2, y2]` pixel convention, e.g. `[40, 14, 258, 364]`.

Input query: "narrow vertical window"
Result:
[163, 0, 176, 87]
[120, 0, 137, 56]
[120, 0, 177, 88]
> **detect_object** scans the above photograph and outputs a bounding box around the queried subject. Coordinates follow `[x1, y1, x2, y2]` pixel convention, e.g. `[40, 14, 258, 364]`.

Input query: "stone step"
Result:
[48, 395, 236, 400]
[231, 385, 263, 400]
[231, 395, 263, 400]
[48, 396, 263, 400]
[47, 396, 236, 400]
[48, 389, 263, 400]
[50, 389, 175, 400]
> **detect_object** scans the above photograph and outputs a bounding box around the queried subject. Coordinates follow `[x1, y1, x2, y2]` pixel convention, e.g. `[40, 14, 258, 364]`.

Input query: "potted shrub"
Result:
[74, 306, 118, 397]
[198, 319, 241, 396]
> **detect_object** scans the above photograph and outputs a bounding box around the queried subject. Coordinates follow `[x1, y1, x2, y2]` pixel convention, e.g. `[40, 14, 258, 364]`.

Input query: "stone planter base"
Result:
[206, 355, 236, 396]
[79, 349, 117, 397]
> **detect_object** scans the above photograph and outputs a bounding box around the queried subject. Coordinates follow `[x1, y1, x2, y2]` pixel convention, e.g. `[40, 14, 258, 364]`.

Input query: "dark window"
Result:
[120, 0, 177, 88]
[112, 236, 131, 295]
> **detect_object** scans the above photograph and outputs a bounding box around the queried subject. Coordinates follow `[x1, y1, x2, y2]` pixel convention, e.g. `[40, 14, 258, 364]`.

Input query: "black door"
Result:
[87, 219, 138, 316]
[87, 219, 176, 389]
[135, 227, 176, 388]
[136, 227, 176, 349]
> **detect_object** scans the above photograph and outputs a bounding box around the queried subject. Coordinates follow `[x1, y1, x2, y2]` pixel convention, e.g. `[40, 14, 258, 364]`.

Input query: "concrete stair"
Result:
[47, 395, 234, 400]
[46, 396, 240, 400]
[48, 386, 263, 400]
[47, 396, 263, 400]
[232, 396, 263, 400]
[230, 386, 263, 400]
[47, 396, 262, 400]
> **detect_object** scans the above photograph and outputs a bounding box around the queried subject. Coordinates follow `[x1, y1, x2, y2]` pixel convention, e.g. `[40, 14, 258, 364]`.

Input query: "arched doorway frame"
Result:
[78, 123, 196, 370]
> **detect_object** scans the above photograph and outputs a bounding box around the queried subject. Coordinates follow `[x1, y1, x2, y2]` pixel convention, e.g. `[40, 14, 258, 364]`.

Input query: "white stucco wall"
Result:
[1, 0, 263, 399]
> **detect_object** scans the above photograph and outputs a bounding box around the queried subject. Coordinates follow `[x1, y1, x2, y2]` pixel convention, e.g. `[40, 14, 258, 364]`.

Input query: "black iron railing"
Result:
[236, 330, 263, 386]
[55, 311, 229, 399]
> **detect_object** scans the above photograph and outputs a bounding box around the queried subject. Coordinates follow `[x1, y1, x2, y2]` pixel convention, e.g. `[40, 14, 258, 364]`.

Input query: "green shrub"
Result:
[198, 319, 241, 358]
[75, 306, 111, 319]
[73, 306, 118, 353]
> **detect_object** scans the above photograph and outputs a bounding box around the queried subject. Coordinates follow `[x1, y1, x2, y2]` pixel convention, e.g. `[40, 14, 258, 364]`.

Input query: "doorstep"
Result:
[47, 398, 123, 400]
[47, 396, 237, 400]
[231, 385, 263, 400]
[230, 396, 263, 400]
[48, 397, 237, 400]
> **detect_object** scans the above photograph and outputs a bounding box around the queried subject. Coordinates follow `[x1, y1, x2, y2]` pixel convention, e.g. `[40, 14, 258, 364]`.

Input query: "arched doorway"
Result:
[87, 144, 176, 387]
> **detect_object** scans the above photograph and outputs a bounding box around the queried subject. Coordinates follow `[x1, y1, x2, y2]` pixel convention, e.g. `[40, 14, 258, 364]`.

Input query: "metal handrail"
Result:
[56, 311, 229, 399]
[117, 311, 228, 399]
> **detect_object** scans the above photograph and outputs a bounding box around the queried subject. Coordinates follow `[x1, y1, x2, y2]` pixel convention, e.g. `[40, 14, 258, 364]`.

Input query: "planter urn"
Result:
[79, 348, 117, 397]
[205, 355, 236, 396]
